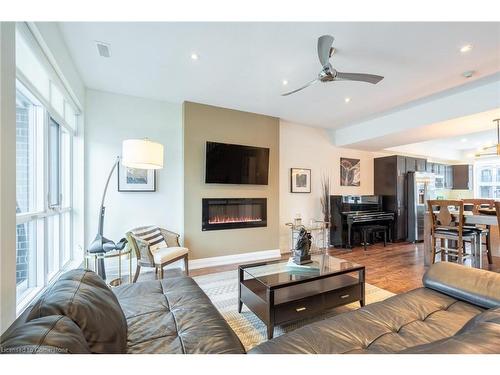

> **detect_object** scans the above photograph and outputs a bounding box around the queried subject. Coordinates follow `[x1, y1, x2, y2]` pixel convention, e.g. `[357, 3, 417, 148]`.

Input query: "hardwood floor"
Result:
[188, 242, 500, 295]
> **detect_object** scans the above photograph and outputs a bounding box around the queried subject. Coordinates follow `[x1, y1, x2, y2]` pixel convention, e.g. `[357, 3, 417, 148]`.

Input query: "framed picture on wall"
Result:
[118, 162, 156, 192]
[340, 157, 360, 187]
[291, 168, 311, 193]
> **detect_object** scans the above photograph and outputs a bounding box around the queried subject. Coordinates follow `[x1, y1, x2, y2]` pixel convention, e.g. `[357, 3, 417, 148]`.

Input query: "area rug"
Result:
[193, 269, 395, 351]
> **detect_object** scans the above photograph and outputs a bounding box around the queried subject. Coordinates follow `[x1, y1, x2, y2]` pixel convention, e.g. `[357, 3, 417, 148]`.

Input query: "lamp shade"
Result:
[122, 139, 164, 169]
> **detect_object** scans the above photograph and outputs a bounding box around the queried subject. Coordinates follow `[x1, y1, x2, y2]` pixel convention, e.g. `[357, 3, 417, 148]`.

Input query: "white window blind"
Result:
[15, 23, 79, 132]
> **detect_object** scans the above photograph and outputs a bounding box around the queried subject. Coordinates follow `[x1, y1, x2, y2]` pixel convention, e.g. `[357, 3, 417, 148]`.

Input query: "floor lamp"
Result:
[88, 138, 164, 280]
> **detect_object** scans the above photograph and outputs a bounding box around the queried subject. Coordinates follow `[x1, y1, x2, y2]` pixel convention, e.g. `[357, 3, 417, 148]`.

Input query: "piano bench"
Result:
[358, 225, 389, 251]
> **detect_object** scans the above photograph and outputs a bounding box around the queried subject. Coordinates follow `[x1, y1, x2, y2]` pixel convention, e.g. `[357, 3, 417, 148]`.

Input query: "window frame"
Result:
[474, 158, 500, 199]
[15, 77, 77, 312]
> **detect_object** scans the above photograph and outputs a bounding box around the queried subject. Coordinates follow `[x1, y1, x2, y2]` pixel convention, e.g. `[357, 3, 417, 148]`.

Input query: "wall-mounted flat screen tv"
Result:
[205, 141, 270, 185]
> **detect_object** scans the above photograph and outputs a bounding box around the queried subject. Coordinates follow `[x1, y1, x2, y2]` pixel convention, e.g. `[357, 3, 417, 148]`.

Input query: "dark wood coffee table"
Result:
[238, 254, 365, 339]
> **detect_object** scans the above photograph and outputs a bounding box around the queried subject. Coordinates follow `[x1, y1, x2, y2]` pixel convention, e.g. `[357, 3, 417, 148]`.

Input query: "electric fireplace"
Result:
[202, 198, 267, 231]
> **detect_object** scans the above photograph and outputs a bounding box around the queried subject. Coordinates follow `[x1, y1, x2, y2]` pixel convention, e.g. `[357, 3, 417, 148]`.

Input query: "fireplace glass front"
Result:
[202, 198, 267, 231]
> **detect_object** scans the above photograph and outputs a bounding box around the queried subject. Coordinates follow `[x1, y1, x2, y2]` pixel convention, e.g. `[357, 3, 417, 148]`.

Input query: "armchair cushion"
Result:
[132, 226, 167, 252]
[152, 246, 188, 265]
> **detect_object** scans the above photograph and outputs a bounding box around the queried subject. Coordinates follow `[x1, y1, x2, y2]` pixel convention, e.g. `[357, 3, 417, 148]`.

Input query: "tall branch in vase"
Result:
[320, 174, 331, 227]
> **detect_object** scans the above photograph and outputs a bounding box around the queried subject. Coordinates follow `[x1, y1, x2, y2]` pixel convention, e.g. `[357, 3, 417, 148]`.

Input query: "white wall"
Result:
[85, 90, 183, 247]
[0, 22, 16, 334]
[279, 120, 381, 252]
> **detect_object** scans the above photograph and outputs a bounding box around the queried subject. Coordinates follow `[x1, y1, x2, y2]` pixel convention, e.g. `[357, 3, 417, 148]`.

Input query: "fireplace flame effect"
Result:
[208, 215, 263, 224]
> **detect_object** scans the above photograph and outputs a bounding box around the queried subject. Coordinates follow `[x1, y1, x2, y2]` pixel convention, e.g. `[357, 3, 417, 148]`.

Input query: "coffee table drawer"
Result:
[274, 295, 324, 324]
[324, 284, 361, 309]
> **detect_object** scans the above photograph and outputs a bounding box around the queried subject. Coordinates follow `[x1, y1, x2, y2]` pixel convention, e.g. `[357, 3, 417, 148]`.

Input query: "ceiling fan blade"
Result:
[336, 72, 384, 84]
[281, 79, 319, 96]
[317, 35, 334, 68]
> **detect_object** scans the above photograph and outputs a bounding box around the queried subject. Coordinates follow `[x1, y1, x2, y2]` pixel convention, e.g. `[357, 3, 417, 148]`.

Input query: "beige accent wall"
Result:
[183, 102, 280, 260]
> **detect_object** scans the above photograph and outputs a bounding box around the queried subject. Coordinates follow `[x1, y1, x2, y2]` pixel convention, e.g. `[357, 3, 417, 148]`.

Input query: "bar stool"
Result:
[427, 200, 479, 266]
[463, 198, 494, 265]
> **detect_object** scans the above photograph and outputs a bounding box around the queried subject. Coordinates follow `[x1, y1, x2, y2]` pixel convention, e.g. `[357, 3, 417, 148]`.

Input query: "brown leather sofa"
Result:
[0, 269, 245, 354]
[250, 262, 500, 354]
[2, 262, 499, 354]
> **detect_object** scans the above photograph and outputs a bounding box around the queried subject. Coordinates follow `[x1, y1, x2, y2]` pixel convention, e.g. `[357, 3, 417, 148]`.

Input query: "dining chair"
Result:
[463, 198, 494, 265]
[427, 200, 478, 265]
[495, 201, 500, 235]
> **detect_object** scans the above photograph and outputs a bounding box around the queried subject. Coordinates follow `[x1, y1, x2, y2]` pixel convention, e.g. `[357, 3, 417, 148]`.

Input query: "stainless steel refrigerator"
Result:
[407, 172, 436, 242]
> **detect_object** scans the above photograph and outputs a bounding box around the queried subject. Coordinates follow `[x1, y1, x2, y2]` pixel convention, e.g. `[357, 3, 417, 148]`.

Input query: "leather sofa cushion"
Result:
[400, 307, 500, 354]
[249, 287, 483, 354]
[423, 262, 500, 309]
[0, 315, 90, 354]
[27, 269, 127, 353]
[113, 276, 245, 354]
[457, 306, 500, 334]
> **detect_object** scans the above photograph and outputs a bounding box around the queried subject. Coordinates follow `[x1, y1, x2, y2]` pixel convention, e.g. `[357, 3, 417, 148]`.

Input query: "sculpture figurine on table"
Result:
[292, 227, 313, 265]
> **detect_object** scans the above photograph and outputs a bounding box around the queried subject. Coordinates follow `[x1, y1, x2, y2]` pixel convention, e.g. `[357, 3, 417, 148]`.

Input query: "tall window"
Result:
[15, 22, 80, 310]
[15, 81, 75, 304]
[475, 160, 500, 199]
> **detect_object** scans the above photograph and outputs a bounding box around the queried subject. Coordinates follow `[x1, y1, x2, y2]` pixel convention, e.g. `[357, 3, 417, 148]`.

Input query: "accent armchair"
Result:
[126, 226, 189, 282]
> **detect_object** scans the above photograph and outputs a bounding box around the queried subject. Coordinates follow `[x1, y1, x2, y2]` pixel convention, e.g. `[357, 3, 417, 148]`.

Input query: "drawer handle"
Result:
[295, 307, 307, 312]
[340, 294, 350, 299]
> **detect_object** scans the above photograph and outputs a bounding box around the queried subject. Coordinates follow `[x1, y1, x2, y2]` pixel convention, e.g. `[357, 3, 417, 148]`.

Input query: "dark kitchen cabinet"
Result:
[374, 155, 408, 241]
[405, 157, 416, 173]
[416, 158, 426, 172]
[452, 165, 473, 190]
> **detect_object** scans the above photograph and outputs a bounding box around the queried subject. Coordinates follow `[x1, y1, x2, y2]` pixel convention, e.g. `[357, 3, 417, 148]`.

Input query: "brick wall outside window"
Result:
[16, 105, 29, 285]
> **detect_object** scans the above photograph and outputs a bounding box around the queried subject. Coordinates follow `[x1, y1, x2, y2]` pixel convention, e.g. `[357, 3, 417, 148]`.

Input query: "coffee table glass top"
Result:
[242, 254, 363, 288]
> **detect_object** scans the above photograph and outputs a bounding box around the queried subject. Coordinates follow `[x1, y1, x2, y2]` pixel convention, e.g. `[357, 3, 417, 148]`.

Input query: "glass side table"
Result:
[85, 245, 133, 287]
[286, 220, 329, 251]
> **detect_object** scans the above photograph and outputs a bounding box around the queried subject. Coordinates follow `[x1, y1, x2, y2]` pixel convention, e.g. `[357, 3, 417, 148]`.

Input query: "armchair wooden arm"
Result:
[159, 228, 181, 247]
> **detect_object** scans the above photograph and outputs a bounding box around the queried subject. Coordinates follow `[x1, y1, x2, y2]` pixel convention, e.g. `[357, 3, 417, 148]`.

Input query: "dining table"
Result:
[423, 210, 499, 267]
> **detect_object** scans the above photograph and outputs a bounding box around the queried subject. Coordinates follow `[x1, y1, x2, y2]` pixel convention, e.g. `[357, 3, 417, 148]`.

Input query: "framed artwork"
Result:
[291, 168, 311, 193]
[340, 158, 360, 186]
[118, 162, 156, 192]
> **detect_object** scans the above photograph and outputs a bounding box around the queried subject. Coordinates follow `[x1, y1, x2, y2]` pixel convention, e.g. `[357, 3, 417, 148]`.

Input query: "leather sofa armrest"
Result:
[423, 262, 500, 309]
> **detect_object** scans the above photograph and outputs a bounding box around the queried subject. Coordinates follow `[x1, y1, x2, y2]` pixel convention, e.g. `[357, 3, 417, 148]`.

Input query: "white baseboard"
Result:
[100, 248, 282, 275]
[188, 249, 281, 270]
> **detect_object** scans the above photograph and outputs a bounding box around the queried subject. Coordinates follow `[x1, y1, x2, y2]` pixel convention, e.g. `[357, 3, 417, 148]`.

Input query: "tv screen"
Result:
[205, 141, 270, 185]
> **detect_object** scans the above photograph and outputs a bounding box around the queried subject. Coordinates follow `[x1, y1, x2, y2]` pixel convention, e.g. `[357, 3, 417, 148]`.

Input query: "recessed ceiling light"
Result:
[282, 80, 288, 86]
[460, 44, 473, 53]
[344, 97, 351, 103]
[190, 53, 199, 60]
[460, 138, 468, 143]
[462, 70, 475, 78]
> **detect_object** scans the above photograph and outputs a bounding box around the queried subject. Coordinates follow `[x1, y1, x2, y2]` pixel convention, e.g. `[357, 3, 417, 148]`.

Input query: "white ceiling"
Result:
[58, 22, 500, 128]
[386, 109, 500, 161]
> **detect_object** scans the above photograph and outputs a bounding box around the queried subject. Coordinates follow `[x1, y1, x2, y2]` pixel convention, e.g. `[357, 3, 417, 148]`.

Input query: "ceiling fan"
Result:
[282, 35, 384, 96]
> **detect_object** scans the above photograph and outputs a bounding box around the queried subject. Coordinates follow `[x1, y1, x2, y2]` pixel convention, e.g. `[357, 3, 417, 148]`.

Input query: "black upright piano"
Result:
[330, 195, 395, 248]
